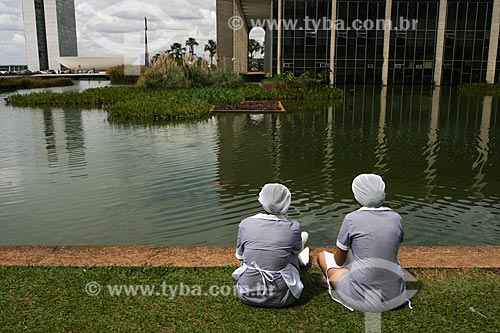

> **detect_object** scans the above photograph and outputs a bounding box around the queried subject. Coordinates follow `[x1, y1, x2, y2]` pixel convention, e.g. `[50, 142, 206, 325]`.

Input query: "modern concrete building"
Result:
[0, 65, 28, 72]
[55, 57, 137, 71]
[216, 0, 500, 85]
[22, 0, 78, 71]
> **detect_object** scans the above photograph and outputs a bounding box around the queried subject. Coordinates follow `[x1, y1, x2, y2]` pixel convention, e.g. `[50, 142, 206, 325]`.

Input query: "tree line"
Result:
[151, 37, 264, 71]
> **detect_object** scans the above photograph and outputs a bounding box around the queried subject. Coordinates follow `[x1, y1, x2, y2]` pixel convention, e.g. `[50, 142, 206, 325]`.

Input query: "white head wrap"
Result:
[258, 183, 291, 215]
[352, 174, 386, 208]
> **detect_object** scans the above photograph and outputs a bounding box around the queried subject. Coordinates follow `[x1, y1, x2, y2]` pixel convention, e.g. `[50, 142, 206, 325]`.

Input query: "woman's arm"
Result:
[334, 248, 348, 266]
[235, 222, 244, 260]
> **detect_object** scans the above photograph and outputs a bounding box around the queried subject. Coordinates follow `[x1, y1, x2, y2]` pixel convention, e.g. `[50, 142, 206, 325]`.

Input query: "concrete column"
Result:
[486, 0, 500, 83]
[277, 0, 282, 74]
[232, 0, 248, 73]
[434, 0, 448, 86]
[381, 0, 392, 86]
[44, 0, 61, 71]
[264, 27, 273, 73]
[216, 0, 248, 73]
[216, 0, 234, 70]
[329, 0, 337, 86]
[21, 0, 40, 71]
[265, 1, 274, 74]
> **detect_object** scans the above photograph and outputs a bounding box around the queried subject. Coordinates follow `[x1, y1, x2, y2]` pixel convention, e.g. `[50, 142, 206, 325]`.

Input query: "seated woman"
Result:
[232, 183, 309, 308]
[316, 174, 408, 312]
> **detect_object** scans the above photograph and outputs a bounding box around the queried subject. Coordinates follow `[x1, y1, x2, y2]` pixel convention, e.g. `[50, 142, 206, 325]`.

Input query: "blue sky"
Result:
[0, 0, 264, 65]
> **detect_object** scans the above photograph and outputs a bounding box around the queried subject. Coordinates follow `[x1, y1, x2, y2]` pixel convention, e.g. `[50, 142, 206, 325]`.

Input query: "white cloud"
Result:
[0, 13, 24, 31]
[0, 0, 218, 64]
[0, 32, 27, 64]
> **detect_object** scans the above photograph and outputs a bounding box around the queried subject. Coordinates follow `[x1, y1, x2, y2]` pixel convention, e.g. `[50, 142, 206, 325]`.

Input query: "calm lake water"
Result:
[0, 82, 499, 246]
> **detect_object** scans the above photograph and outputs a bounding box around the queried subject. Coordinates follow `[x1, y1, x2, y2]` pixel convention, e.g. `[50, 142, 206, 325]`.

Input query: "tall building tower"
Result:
[22, 0, 78, 71]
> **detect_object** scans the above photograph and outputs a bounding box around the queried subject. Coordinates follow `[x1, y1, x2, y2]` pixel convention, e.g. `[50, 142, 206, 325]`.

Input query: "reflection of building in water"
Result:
[321, 106, 336, 191]
[40, 109, 87, 175]
[216, 107, 343, 195]
[472, 96, 493, 195]
[374, 86, 388, 174]
[216, 115, 276, 187]
[423, 86, 441, 201]
[63, 109, 87, 175]
[42, 110, 58, 167]
[270, 116, 284, 179]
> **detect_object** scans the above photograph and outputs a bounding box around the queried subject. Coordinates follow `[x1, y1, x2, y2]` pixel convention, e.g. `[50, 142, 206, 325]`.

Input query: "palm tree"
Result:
[151, 52, 162, 63]
[169, 43, 185, 61]
[204, 39, 217, 66]
[185, 37, 199, 56]
[248, 39, 262, 63]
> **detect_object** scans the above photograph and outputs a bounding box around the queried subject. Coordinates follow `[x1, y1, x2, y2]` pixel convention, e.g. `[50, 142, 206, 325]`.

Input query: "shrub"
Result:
[208, 69, 243, 88]
[138, 53, 209, 89]
[0, 77, 73, 91]
[138, 53, 242, 89]
[186, 66, 212, 87]
[107, 65, 144, 85]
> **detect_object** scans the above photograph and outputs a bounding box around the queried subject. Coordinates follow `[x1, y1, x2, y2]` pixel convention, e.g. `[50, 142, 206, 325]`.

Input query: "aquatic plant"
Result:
[175, 88, 245, 105]
[0, 77, 73, 91]
[107, 65, 146, 85]
[459, 83, 500, 96]
[5, 85, 343, 121]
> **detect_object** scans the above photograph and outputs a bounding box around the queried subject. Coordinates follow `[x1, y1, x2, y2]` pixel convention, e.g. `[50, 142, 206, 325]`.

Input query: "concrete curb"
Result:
[1, 246, 499, 268]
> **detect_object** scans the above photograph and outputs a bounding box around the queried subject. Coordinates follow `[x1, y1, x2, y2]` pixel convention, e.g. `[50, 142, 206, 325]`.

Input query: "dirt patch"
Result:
[1, 246, 499, 268]
[210, 101, 286, 113]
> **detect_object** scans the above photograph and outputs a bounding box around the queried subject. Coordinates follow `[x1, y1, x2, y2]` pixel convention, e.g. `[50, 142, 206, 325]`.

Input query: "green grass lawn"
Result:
[0, 267, 498, 332]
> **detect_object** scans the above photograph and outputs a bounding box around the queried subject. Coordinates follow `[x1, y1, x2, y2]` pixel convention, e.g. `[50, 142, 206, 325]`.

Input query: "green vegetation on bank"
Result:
[0, 267, 498, 332]
[5, 85, 343, 121]
[0, 77, 73, 92]
[459, 83, 500, 96]
[138, 53, 242, 88]
[106, 65, 145, 85]
[7, 54, 342, 121]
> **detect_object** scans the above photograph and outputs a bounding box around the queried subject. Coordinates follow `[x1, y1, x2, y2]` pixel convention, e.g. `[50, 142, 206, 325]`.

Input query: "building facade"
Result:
[216, 0, 500, 85]
[22, 0, 78, 71]
[0, 65, 28, 72]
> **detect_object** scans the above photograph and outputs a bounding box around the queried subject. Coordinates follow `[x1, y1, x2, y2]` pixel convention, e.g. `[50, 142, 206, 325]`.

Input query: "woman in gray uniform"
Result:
[232, 183, 309, 308]
[316, 174, 408, 312]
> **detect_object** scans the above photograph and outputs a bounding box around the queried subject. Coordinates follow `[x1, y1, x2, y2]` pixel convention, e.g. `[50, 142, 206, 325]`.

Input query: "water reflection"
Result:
[423, 87, 441, 202]
[374, 86, 388, 174]
[63, 110, 87, 177]
[215, 86, 499, 246]
[43, 109, 58, 167]
[40, 108, 88, 176]
[472, 96, 492, 195]
[0, 84, 499, 246]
